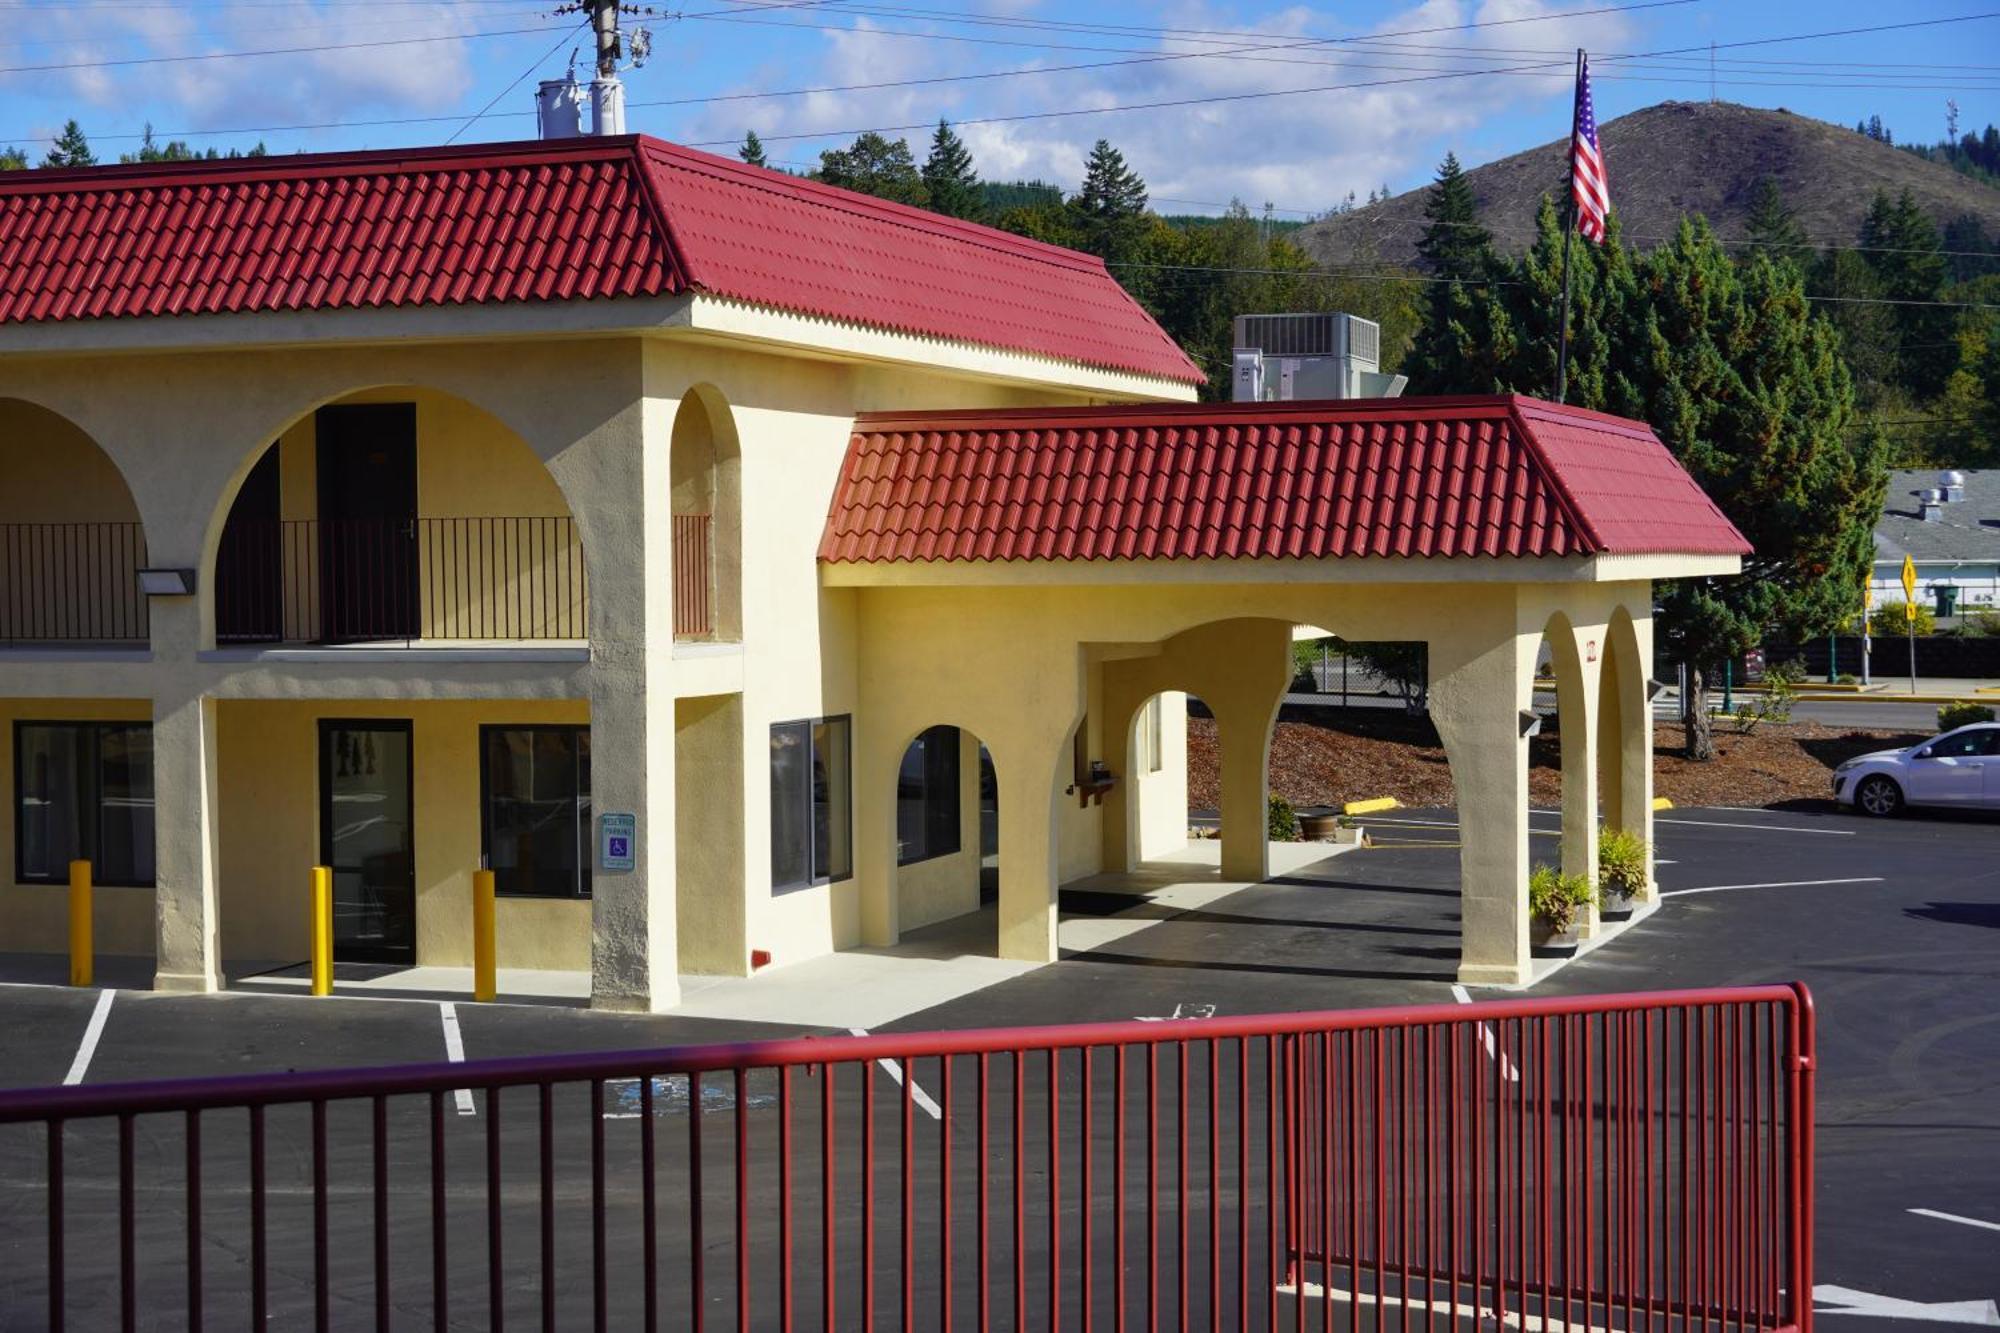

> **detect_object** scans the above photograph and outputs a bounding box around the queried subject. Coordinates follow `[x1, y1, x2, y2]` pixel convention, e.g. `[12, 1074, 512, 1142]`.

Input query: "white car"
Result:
[1833, 722, 2000, 816]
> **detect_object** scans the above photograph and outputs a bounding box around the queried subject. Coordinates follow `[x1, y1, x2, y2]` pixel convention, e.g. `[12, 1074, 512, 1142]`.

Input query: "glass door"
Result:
[318, 720, 415, 963]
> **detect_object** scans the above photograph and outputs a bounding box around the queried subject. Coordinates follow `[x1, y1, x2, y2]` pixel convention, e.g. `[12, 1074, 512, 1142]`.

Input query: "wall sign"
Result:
[600, 813, 636, 872]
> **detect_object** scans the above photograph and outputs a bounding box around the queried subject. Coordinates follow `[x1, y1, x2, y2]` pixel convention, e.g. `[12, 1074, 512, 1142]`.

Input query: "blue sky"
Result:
[1, 1, 1994, 216]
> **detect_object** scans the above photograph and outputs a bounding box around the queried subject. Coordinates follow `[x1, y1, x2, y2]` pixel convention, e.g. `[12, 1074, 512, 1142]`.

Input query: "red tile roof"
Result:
[819, 395, 1750, 564]
[0, 136, 1200, 385]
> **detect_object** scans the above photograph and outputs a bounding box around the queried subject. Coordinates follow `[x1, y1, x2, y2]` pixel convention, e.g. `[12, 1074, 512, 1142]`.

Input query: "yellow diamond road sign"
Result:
[1901, 554, 1918, 616]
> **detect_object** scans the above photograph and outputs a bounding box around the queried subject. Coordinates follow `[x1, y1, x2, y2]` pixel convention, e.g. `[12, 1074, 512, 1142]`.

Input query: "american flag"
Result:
[1570, 54, 1609, 243]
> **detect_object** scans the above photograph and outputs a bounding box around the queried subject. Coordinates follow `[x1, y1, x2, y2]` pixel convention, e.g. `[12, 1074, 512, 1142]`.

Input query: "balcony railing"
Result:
[215, 517, 587, 644]
[0, 523, 150, 643]
[672, 512, 712, 639]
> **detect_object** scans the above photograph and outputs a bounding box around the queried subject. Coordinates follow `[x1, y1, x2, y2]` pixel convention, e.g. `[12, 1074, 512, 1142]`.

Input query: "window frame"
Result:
[12, 719, 157, 889]
[477, 723, 592, 900]
[896, 724, 962, 867]
[770, 713, 853, 893]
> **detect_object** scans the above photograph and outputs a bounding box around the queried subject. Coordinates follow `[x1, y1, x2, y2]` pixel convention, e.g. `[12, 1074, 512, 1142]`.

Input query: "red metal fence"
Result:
[0, 985, 1814, 1331]
[0, 523, 150, 642]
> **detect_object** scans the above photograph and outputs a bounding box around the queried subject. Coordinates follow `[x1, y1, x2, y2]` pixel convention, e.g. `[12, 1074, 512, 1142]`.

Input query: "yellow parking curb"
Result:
[1343, 796, 1400, 816]
[1651, 797, 1674, 810]
[1792, 691, 1991, 705]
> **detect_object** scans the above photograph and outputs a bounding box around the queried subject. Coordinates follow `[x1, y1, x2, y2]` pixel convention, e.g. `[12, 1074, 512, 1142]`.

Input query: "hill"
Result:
[1299, 101, 2000, 269]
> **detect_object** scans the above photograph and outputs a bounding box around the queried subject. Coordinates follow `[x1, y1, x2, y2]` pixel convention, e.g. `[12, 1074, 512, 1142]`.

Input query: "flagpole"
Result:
[1555, 47, 1582, 404]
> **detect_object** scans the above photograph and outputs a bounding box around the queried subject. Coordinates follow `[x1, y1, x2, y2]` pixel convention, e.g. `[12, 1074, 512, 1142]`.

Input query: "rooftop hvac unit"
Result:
[1228, 312, 1406, 403]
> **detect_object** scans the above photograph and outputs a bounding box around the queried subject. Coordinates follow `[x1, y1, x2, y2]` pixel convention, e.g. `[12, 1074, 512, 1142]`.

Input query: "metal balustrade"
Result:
[0, 523, 149, 643]
[0, 985, 1814, 1330]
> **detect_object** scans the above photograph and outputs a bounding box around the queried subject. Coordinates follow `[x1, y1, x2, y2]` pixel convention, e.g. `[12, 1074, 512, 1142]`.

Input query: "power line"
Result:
[446, 19, 588, 146]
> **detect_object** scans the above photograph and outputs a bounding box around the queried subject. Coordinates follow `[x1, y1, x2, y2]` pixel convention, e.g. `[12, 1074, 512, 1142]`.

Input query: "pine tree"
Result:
[738, 131, 767, 169]
[121, 124, 202, 164]
[815, 132, 926, 207]
[43, 120, 95, 168]
[1, 146, 26, 170]
[1742, 176, 1808, 271]
[1859, 188, 1955, 398]
[1413, 152, 1490, 280]
[1066, 139, 1148, 262]
[919, 120, 983, 221]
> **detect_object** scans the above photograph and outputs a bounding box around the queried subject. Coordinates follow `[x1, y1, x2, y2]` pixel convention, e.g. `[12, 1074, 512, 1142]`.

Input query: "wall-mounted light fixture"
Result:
[136, 568, 197, 597]
[1518, 709, 1544, 738]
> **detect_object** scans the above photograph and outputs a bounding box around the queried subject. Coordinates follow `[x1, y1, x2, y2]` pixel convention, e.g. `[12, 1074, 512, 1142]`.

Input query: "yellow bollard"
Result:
[472, 869, 497, 1002]
[67, 860, 92, 988]
[310, 866, 333, 997]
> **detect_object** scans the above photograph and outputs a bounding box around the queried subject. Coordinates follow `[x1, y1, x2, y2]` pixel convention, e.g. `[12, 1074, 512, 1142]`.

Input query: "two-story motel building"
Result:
[0, 136, 1748, 1011]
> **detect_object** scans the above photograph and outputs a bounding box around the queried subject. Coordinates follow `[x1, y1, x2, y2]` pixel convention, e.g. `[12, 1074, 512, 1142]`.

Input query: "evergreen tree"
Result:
[1066, 139, 1148, 263]
[1859, 188, 1955, 398]
[737, 131, 768, 169]
[815, 132, 926, 207]
[43, 120, 95, 168]
[1412, 152, 1490, 280]
[1, 146, 26, 170]
[121, 124, 201, 164]
[1942, 214, 2000, 284]
[919, 119, 983, 221]
[1742, 175, 1808, 271]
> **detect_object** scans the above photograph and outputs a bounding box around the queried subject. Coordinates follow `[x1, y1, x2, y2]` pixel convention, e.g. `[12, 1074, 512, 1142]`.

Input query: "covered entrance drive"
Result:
[826, 396, 1748, 986]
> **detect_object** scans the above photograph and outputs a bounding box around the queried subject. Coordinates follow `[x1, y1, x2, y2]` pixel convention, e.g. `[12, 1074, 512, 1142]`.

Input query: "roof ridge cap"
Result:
[1504, 400, 1608, 554]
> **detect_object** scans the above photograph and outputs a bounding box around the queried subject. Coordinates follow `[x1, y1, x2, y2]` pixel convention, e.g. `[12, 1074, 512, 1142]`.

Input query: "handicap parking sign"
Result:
[600, 813, 636, 872]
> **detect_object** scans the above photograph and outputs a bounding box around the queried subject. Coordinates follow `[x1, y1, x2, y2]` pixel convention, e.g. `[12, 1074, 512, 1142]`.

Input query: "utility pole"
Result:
[591, 0, 619, 81]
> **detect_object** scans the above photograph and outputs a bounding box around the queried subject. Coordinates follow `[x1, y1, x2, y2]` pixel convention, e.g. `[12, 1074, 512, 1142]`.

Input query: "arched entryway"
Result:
[0, 397, 150, 645]
[890, 723, 992, 946]
[669, 385, 742, 643]
[203, 386, 587, 646]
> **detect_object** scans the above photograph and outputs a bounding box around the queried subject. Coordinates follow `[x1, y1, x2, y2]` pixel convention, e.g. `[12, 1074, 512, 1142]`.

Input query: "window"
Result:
[897, 725, 961, 865]
[1136, 696, 1164, 774]
[1929, 727, 1998, 758]
[14, 722, 155, 887]
[480, 726, 591, 898]
[771, 715, 851, 891]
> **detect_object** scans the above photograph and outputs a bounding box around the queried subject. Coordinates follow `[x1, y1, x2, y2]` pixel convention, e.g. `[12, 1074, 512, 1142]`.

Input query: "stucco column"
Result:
[1605, 600, 1657, 899]
[992, 734, 1066, 963]
[152, 687, 223, 993]
[1551, 623, 1604, 938]
[855, 714, 904, 948]
[1430, 620, 1537, 987]
[1208, 621, 1294, 884]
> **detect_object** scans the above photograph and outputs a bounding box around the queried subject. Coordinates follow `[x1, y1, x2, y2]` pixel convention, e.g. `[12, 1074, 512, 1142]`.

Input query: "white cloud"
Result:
[679, 0, 1640, 213]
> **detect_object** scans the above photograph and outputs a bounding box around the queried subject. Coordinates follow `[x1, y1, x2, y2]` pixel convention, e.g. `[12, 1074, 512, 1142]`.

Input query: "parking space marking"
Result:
[62, 989, 116, 1086]
[1656, 817, 1855, 836]
[1909, 1207, 2000, 1233]
[1662, 877, 1883, 898]
[849, 1028, 942, 1120]
[1450, 985, 1519, 1083]
[438, 1003, 476, 1117]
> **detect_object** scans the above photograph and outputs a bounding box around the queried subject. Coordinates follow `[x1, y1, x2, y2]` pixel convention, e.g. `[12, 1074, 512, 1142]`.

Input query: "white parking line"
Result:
[1662, 877, 1883, 898]
[63, 989, 116, 1086]
[849, 1028, 942, 1120]
[1449, 986, 1520, 1082]
[1656, 817, 1854, 836]
[1909, 1207, 2000, 1233]
[438, 1003, 476, 1116]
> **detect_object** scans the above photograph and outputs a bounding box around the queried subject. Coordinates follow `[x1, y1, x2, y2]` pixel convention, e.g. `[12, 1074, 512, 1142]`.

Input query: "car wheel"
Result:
[1855, 775, 1904, 817]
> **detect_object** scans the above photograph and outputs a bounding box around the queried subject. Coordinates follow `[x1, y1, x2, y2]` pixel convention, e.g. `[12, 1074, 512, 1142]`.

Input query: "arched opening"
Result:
[890, 724, 990, 945]
[669, 386, 742, 643]
[206, 387, 586, 646]
[0, 398, 149, 644]
[1540, 612, 1594, 905]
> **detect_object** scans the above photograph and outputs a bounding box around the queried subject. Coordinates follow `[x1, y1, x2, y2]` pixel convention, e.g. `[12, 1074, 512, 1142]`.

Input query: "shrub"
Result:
[1938, 701, 1997, 730]
[1528, 864, 1596, 935]
[1598, 827, 1649, 901]
[1873, 600, 1936, 636]
[1835, 673, 1858, 685]
[1961, 608, 2000, 638]
[1267, 793, 1299, 841]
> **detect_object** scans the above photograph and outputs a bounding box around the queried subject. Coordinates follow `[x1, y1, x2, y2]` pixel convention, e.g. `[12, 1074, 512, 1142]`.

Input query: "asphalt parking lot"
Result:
[1, 802, 1995, 1328]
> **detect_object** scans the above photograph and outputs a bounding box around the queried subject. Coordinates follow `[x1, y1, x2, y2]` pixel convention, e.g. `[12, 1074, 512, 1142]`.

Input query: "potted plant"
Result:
[1267, 794, 1300, 842]
[1596, 827, 1649, 921]
[1528, 864, 1596, 957]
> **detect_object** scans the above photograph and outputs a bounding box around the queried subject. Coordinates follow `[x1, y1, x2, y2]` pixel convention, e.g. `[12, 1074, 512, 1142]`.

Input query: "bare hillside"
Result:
[1301, 101, 2000, 269]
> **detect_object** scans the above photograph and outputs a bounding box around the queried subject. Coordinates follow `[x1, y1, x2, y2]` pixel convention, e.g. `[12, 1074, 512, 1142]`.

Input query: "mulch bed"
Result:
[1186, 705, 1923, 812]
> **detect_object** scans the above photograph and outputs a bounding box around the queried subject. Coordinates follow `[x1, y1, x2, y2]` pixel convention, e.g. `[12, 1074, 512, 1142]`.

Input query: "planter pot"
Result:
[1531, 918, 1580, 958]
[1331, 823, 1365, 846]
[1298, 812, 1340, 840]
[1599, 894, 1637, 923]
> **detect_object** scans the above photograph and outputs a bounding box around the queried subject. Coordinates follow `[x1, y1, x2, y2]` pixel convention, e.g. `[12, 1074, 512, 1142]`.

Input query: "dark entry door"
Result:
[214, 445, 283, 642]
[319, 720, 415, 964]
[316, 404, 418, 643]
